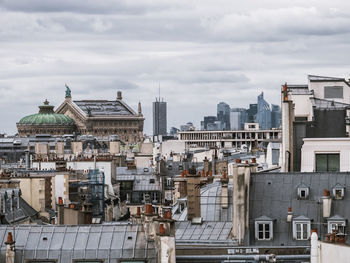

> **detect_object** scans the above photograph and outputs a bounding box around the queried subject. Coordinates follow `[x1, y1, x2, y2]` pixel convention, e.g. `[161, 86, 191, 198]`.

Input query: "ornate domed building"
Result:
[17, 100, 76, 136]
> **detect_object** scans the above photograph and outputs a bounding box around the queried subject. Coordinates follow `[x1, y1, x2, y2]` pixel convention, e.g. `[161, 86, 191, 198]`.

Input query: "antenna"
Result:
[158, 82, 161, 100]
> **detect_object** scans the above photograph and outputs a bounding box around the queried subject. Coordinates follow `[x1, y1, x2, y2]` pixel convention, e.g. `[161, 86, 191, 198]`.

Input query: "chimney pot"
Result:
[164, 210, 172, 220]
[145, 204, 153, 214]
[5, 232, 14, 244]
[181, 172, 184, 177]
[288, 207, 292, 213]
[245, 160, 249, 164]
[252, 158, 256, 164]
[117, 91, 122, 100]
[58, 197, 63, 205]
[235, 159, 241, 164]
[159, 223, 165, 235]
[222, 172, 227, 179]
[324, 189, 330, 197]
[136, 206, 141, 216]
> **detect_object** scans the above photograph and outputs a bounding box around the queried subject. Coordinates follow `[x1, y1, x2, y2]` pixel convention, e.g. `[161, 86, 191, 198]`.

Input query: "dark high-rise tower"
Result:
[153, 98, 167, 137]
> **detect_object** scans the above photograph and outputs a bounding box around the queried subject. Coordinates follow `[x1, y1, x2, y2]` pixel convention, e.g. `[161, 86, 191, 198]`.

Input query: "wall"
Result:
[318, 241, 350, 263]
[19, 178, 46, 212]
[300, 138, 350, 172]
[290, 94, 314, 121]
[310, 80, 350, 105]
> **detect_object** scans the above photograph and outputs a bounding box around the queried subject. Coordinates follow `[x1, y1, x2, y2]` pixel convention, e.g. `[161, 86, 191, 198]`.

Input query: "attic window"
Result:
[332, 184, 345, 200]
[143, 168, 149, 172]
[327, 216, 346, 234]
[149, 179, 155, 184]
[297, 187, 309, 199]
[292, 216, 311, 240]
[254, 216, 273, 241]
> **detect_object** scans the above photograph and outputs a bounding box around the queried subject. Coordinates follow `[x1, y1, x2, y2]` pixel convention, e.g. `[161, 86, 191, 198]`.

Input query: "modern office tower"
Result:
[271, 104, 282, 128]
[217, 102, 231, 130]
[230, 108, 248, 130]
[247, 103, 257, 122]
[256, 92, 271, 130]
[202, 116, 217, 130]
[153, 98, 167, 136]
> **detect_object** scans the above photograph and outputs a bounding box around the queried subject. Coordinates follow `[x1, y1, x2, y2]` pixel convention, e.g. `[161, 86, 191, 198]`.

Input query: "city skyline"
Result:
[2, 1, 350, 135]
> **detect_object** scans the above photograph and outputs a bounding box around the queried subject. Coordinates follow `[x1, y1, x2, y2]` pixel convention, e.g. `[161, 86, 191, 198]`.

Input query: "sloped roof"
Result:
[308, 75, 346, 81]
[0, 224, 156, 262]
[73, 100, 135, 116]
[175, 221, 234, 243]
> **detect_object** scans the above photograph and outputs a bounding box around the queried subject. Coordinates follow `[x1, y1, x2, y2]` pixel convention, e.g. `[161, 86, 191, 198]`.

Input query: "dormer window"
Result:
[332, 184, 345, 200]
[297, 184, 309, 199]
[327, 215, 346, 234]
[293, 215, 311, 240]
[254, 216, 273, 241]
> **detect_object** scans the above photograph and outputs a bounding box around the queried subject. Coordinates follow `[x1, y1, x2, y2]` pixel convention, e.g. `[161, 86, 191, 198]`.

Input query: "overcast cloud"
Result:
[1, 0, 350, 134]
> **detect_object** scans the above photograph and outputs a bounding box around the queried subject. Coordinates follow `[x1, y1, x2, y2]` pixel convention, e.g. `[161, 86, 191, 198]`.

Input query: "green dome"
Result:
[18, 100, 75, 126]
[19, 113, 75, 125]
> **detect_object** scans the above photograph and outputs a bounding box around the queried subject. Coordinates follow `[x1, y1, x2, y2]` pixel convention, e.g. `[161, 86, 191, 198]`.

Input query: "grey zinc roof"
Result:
[175, 221, 234, 244]
[117, 167, 154, 176]
[74, 100, 134, 116]
[310, 97, 350, 109]
[249, 172, 350, 247]
[0, 224, 157, 263]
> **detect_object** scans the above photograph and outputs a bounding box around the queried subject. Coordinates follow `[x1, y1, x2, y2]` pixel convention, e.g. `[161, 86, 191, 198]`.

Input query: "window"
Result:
[332, 184, 345, 200]
[298, 188, 309, 199]
[149, 179, 155, 184]
[293, 219, 310, 240]
[254, 216, 273, 240]
[297, 184, 309, 199]
[315, 154, 339, 172]
[272, 149, 279, 165]
[328, 222, 346, 234]
[324, 86, 343, 99]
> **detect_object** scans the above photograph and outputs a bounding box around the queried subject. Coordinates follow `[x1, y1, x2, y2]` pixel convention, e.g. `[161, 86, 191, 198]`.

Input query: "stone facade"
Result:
[56, 90, 144, 143]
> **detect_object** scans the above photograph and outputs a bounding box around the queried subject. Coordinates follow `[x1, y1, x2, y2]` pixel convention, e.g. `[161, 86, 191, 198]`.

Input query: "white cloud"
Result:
[1, 1, 350, 134]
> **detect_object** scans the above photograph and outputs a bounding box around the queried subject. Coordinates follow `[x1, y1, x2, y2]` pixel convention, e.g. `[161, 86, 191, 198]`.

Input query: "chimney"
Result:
[142, 203, 158, 240]
[57, 197, 64, 225]
[287, 207, 293, 222]
[203, 157, 209, 174]
[221, 172, 229, 209]
[322, 189, 332, 218]
[231, 163, 251, 245]
[186, 166, 201, 222]
[310, 232, 319, 263]
[117, 91, 122, 100]
[5, 232, 15, 263]
[281, 83, 294, 172]
[154, 208, 176, 263]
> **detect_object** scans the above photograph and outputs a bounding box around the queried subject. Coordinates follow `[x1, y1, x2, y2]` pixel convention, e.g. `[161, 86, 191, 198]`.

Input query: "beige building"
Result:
[56, 87, 144, 143]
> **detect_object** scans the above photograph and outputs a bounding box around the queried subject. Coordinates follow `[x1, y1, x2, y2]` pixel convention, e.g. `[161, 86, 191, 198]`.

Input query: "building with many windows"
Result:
[153, 97, 167, 137]
[281, 75, 350, 172]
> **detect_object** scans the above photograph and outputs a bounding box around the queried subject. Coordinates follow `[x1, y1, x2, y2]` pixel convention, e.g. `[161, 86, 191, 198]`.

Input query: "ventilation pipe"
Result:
[287, 207, 293, 222]
[322, 189, 332, 218]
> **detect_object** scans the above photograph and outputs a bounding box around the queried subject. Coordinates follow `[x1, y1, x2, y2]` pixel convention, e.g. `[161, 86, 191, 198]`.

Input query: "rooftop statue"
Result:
[65, 84, 71, 98]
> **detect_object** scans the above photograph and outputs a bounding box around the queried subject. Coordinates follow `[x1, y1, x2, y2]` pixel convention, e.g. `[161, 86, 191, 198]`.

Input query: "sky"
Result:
[1, 0, 350, 135]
